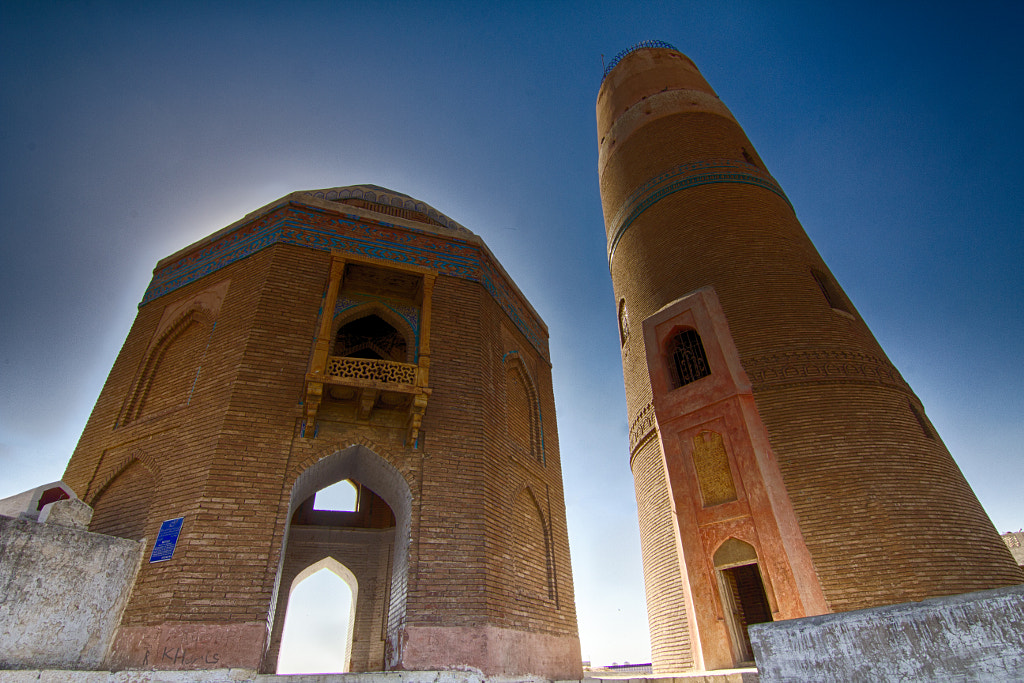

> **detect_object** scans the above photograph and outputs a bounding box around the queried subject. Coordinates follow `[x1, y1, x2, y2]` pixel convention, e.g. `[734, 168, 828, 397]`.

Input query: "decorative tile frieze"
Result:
[481, 261, 547, 359]
[607, 159, 792, 263]
[140, 202, 550, 362]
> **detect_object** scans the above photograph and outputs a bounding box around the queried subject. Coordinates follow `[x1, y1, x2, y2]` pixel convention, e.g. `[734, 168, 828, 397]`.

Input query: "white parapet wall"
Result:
[749, 584, 1024, 682]
[0, 514, 143, 670]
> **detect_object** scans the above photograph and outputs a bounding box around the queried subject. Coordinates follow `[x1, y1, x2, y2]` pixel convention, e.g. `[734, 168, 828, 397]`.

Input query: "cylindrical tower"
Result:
[597, 42, 1022, 672]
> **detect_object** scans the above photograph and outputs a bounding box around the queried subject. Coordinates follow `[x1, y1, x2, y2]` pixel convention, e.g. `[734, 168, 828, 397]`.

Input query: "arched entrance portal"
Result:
[277, 558, 357, 673]
[263, 445, 413, 673]
[713, 539, 774, 666]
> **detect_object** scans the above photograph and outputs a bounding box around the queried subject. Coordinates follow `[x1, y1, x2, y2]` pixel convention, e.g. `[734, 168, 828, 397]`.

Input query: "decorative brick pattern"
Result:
[307, 185, 471, 235]
[606, 159, 791, 262]
[743, 349, 911, 393]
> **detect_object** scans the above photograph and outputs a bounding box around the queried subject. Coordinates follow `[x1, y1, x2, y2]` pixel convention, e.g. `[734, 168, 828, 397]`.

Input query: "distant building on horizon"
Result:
[595, 41, 1024, 673]
[1004, 532, 1024, 569]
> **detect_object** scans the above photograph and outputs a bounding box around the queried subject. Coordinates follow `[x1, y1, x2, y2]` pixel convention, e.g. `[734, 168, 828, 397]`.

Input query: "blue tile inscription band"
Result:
[606, 159, 792, 265]
[141, 203, 550, 362]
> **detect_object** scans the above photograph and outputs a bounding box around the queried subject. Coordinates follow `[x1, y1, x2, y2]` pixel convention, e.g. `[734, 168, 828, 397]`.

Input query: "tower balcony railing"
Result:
[323, 355, 419, 388]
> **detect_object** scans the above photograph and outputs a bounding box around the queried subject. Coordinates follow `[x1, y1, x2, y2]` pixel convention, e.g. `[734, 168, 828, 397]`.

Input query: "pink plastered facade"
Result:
[641, 287, 828, 670]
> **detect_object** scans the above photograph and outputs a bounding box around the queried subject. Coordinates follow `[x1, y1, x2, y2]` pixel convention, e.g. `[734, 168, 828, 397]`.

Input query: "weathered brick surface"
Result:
[62, 193, 580, 677]
[631, 437, 694, 672]
[598, 46, 1023, 671]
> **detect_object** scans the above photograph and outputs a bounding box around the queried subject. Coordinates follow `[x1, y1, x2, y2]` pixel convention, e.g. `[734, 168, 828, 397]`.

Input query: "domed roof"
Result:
[303, 184, 470, 234]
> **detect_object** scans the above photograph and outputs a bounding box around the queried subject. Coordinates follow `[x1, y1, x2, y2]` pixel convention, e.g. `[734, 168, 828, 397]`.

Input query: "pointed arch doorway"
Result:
[263, 445, 413, 673]
[713, 539, 774, 666]
[277, 558, 357, 673]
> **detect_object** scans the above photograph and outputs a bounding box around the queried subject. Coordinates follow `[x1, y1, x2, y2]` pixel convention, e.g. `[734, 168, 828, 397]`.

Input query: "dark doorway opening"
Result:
[719, 563, 773, 664]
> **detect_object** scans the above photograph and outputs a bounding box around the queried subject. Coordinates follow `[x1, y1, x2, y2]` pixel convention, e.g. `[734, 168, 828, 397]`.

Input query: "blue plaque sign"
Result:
[149, 517, 184, 563]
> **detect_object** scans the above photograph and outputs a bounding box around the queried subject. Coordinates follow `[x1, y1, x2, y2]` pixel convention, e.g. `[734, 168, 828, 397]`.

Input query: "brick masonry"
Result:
[61, 189, 581, 679]
[596, 45, 1023, 672]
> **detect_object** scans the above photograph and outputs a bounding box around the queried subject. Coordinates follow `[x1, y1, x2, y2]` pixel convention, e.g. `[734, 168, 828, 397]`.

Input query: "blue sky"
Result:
[2, 1, 1022, 667]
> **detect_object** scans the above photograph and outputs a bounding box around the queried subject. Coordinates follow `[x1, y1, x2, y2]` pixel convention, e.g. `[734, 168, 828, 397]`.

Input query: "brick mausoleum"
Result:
[59, 185, 581, 678]
[596, 42, 1024, 673]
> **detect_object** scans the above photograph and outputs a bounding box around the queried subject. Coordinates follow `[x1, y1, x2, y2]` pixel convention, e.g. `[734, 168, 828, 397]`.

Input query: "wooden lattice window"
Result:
[669, 329, 711, 388]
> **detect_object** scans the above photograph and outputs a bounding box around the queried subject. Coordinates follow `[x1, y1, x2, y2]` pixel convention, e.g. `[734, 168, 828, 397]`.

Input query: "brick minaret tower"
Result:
[597, 42, 1022, 672]
[62, 186, 581, 677]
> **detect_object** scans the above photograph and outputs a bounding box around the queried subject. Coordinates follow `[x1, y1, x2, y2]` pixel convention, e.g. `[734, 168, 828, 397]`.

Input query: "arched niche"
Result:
[332, 303, 417, 364]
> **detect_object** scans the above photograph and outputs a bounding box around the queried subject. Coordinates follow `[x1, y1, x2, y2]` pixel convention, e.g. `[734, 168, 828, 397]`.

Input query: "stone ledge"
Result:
[586, 668, 758, 683]
[1, 669, 760, 683]
[750, 583, 1024, 682]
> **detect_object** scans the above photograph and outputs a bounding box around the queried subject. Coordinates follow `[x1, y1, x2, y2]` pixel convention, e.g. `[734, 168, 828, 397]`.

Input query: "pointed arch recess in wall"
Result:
[510, 483, 558, 607]
[88, 457, 157, 541]
[119, 308, 212, 424]
[119, 280, 228, 427]
[503, 351, 544, 465]
[334, 297, 420, 361]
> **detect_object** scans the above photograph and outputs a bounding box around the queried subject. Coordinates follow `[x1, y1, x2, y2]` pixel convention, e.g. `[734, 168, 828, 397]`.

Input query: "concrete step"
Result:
[0, 669, 758, 683]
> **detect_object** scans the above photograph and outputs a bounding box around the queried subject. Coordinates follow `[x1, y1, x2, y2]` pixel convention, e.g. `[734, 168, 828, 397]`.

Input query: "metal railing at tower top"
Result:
[602, 40, 679, 80]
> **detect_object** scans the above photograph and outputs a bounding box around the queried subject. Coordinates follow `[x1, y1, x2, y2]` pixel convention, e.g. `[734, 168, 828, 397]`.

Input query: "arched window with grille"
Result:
[668, 328, 711, 389]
